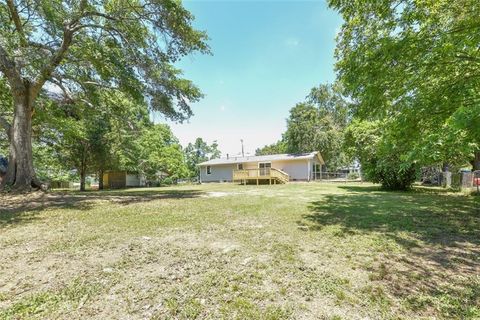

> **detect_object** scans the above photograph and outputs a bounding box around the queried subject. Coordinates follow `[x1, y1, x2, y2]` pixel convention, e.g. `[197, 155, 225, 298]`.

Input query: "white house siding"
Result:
[243, 162, 258, 170]
[271, 159, 309, 181]
[126, 173, 141, 187]
[200, 164, 235, 182]
[139, 175, 147, 186]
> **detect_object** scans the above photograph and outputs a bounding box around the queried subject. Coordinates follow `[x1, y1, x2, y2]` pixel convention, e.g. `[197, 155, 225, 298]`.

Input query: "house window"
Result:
[237, 163, 243, 170]
[258, 162, 271, 176]
[206, 166, 212, 175]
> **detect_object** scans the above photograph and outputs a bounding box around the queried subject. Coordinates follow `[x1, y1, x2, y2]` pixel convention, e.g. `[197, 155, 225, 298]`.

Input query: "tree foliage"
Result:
[329, 0, 480, 173]
[0, 0, 209, 191]
[184, 138, 221, 178]
[136, 124, 188, 182]
[344, 120, 417, 190]
[255, 140, 287, 156]
[284, 83, 349, 170]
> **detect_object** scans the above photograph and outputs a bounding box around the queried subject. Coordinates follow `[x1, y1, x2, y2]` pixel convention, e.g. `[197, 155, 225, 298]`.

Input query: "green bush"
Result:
[344, 120, 418, 190]
[160, 177, 176, 185]
[347, 172, 360, 180]
[362, 158, 417, 190]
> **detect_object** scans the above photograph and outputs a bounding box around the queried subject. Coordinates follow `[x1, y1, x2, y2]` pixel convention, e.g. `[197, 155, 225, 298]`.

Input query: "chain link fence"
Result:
[312, 171, 361, 182]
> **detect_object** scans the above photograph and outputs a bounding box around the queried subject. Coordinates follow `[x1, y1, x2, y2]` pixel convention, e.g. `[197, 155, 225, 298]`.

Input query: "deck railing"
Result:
[233, 168, 289, 184]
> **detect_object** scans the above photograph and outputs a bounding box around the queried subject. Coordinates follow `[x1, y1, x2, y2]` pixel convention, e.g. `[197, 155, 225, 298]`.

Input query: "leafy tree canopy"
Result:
[136, 124, 187, 181]
[0, 0, 209, 190]
[329, 0, 480, 170]
[184, 138, 221, 178]
[284, 83, 350, 170]
[255, 140, 287, 156]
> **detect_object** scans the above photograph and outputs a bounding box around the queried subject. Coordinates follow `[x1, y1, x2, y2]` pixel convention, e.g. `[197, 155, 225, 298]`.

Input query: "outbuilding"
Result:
[102, 171, 147, 189]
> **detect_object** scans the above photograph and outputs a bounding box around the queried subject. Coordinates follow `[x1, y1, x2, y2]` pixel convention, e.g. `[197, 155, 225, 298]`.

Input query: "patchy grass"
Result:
[1, 183, 479, 319]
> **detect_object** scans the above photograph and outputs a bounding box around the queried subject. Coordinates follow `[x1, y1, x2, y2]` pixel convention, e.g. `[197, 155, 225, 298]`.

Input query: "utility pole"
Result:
[240, 139, 244, 157]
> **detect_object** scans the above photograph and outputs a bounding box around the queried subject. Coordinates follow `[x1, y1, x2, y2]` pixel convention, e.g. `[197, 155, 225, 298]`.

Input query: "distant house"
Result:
[198, 152, 325, 184]
[102, 170, 169, 189]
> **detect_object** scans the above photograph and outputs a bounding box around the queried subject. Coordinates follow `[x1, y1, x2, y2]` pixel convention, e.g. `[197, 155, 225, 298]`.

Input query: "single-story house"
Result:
[198, 152, 325, 184]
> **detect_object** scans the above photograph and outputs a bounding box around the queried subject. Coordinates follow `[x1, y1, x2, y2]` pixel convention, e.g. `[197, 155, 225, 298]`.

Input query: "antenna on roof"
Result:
[240, 139, 244, 157]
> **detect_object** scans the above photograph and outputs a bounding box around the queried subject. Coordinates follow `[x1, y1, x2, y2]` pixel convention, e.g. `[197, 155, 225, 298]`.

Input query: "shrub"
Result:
[344, 120, 418, 190]
[347, 172, 360, 180]
[363, 158, 417, 190]
[160, 177, 176, 185]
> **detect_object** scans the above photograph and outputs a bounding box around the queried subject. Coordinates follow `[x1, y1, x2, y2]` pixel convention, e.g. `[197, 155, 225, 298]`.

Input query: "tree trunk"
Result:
[80, 167, 86, 192]
[0, 83, 43, 192]
[98, 169, 104, 190]
[78, 142, 89, 192]
[472, 150, 480, 171]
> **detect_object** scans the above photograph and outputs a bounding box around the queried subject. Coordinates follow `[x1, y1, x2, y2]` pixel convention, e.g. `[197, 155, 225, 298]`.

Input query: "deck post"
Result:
[269, 179, 271, 185]
[256, 179, 259, 185]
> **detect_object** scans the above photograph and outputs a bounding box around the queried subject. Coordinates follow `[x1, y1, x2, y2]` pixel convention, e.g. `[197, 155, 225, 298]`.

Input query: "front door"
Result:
[259, 162, 271, 176]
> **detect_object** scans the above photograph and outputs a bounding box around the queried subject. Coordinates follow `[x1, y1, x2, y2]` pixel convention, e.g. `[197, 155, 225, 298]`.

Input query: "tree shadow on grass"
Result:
[0, 189, 204, 228]
[301, 186, 480, 317]
[304, 189, 479, 246]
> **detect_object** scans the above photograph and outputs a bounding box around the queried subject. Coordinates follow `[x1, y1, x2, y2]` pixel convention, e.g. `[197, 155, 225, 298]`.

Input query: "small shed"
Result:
[103, 171, 146, 189]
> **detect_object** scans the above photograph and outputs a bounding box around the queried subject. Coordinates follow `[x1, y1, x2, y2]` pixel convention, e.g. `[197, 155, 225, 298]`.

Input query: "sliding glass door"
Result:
[259, 162, 271, 176]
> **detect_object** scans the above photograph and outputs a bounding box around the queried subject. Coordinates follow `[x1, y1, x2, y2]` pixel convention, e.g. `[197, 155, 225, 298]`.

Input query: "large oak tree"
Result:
[0, 0, 208, 191]
[284, 83, 350, 170]
[329, 0, 480, 170]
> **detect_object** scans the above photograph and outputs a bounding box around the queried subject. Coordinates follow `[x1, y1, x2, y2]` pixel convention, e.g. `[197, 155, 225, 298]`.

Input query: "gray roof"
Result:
[198, 152, 322, 166]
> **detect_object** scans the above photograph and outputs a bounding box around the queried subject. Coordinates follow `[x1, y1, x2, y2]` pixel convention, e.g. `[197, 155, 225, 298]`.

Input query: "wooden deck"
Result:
[232, 168, 289, 185]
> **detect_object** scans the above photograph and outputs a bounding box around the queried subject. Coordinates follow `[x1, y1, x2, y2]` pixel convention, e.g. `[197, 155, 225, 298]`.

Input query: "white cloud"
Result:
[219, 105, 226, 111]
[284, 37, 300, 47]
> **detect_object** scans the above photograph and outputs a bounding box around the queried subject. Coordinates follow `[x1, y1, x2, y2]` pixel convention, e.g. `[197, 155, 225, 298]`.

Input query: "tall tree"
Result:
[0, 0, 209, 191]
[329, 0, 480, 170]
[255, 140, 287, 156]
[88, 90, 150, 190]
[284, 83, 349, 170]
[184, 138, 220, 178]
[136, 124, 188, 182]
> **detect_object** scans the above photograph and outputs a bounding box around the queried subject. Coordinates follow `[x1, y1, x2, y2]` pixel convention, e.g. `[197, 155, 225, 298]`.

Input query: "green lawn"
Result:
[1, 183, 479, 319]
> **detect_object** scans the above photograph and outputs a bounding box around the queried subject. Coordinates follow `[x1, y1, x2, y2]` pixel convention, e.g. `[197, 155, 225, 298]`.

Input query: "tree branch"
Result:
[48, 77, 74, 102]
[81, 11, 120, 21]
[30, 0, 93, 99]
[6, 0, 27, 47]
[31, 24, 75, 98]
[0, 45, 24, 92]
[28, 41, 57, 53]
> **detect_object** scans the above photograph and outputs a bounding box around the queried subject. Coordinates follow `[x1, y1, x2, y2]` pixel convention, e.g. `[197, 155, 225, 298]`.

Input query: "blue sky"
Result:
[156, 0, 342, 156]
